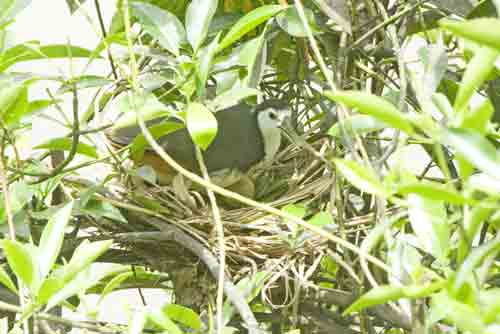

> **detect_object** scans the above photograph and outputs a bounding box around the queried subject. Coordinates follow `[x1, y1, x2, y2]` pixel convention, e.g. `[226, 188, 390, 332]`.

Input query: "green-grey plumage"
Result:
[109, 101, 289, 175]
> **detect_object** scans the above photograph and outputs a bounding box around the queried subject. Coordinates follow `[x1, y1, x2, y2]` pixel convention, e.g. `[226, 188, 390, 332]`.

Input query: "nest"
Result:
[99, 134, 381, 284]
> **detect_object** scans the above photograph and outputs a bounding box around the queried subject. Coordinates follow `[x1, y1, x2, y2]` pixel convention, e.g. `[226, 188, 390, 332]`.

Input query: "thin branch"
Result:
[195, 147, 226, 334]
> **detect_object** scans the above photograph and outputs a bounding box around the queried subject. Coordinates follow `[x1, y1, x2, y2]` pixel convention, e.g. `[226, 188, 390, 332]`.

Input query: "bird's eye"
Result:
[269, 112, 278, 120]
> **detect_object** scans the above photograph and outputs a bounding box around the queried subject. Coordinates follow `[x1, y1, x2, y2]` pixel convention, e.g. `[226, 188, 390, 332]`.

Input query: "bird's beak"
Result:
[277, 110, 295, 141]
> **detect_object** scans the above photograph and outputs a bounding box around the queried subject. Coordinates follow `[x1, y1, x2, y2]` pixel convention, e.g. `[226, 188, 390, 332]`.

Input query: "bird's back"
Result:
[109, 104, 265, 174]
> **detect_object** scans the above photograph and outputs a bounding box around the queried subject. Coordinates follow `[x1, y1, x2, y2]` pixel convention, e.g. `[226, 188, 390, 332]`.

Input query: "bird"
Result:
[106, 99, 291, 201]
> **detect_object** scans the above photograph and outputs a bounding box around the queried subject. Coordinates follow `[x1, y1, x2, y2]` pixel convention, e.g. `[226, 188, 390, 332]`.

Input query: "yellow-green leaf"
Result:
[186, 102, 218, 151]
[439, 18, 500, 51]
[324, 90, 414, 134]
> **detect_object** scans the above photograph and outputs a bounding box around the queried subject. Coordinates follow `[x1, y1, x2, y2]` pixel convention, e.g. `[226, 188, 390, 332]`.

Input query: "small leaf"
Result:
[0, 0, 31, 25]
[0, 265, 17, 293]
[324, 90, 414, 134]
[439, 18, 500, 52]
[454, 46, 499, 112]
[60, 239, 113, 284]
[163, 304, 202, 330]
[276, 5, 322, 37]
[113, 92, 172, 130]
[408, 194, 450, 262]
[328, 115, 388, 137]
[217, 5, 284, 52]
[147, 309, 183, 334]
[197, 34, 221, 90]
[1, 240, 38, 290]
[1, 85, 29, 126]
[210, 87, 260, 110]
[129, 309, 148, 334]
[58, 75, 112, 93]
[441, 128, 500, 179]
[185, 0, 218, 52]
[130, 2, 186, 56]
[397, 180, 472, 205]
[0, 43, 94, 72]
[312, 0, 351, 34]
[130, 121, 185, 161]
[34, 138, 98, 159]
[308, 211, 333, 227]
[80, 199, 127, 224]
[453, 237, 500, 294]
[222, 272, 269, 325]
[37, 277, 64, 305]
[186, 102, 217, 150]
[460, 99, 494, 134]
[65, 0, 88, 13]
[38, 202, 73, 279]
[343, 285, 405, 315]
[418, 45, 448, 102]
[334, 159, 389, 197]
[431, 292, 485, 334]
[99, 271, 133, 302]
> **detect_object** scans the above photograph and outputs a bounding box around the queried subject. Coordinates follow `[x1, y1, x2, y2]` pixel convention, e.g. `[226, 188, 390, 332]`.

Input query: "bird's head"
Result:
[253, 100, 291, 162]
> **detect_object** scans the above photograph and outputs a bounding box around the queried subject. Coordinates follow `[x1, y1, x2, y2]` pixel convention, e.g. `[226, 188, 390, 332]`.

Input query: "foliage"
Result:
[0, 0, 499, 333]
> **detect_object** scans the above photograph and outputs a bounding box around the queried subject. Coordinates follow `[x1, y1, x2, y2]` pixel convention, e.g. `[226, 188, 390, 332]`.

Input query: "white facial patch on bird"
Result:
[257, 107, 291, 162]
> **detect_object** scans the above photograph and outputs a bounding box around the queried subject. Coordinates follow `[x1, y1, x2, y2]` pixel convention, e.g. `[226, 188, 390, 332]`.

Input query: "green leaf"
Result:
[324, 90, 414, 134]
[408, 194, 450, 262]
[343, 285, 405, 315]
[0, 42, 94, 72]
[217, 5, 284, 52]
[58, 75, 112, 93]
[0, 265, 17, 293]
[65, 0, 88, 13]
[308, 211, 333, 227]
[147, 308, 183, 334]
[130, 2, 186, 56]
[344, 281, 445, 315]
[439, 18, 500, 51]
[186, 102, 217, 150]
[46, 263, 121, 310]
[276, 5, 322, 37]
[460, 99, 495, 134]
[60, 239, 113, 284]
[0, 181, 34, 224]
[431, 292, 485, 333]
[163, 304, 202, 330]
[38, 202, 73, 279]
[130, 121, 185, 161]
[79, 199, 127, 224]
[328, 115, 388, 137]
[0, 0, 31, 25]
[441, 128, 500, 179]
[185, 0, 218, 52]
[418, 45, 448, 102]
[98, 271, 133, 302]
[113, 92, 172, 130]
[1, 85, 28, 126]
[197, 34, 220, 90]
[129, 309, 148, 334]
[34, 138, 98, 159]
[222, 271, 269, 326]
[397, 180, 472, 205]
[241, 28, 268, 88]
[1, 240, 38, 290]
[333, 159, 389, 197]
[453, 237, 500, 294]
[454, 46, 499, 112]
[37, 277, 64, 305]
[210, 87, 260, 110]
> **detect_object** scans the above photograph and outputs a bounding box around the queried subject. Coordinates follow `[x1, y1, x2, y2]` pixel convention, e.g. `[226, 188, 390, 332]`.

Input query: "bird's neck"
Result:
[260, 125, 281, 163]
